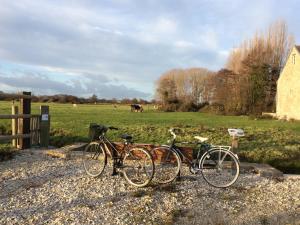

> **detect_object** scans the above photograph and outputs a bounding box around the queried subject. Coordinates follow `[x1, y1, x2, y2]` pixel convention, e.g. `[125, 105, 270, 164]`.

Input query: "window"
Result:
[292, 54, 296, 64]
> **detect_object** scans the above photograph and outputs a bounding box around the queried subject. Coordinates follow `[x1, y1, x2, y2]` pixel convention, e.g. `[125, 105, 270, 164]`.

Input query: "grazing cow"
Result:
[130, 104, 144, 112]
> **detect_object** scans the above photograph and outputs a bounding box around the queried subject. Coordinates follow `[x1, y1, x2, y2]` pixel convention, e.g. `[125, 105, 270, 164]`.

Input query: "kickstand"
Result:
[111, 160, 118, 176]
[176, 171, 181, 181]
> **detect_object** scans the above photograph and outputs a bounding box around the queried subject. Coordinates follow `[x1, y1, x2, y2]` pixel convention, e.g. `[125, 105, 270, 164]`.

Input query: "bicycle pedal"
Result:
[111, 171, 118, 176]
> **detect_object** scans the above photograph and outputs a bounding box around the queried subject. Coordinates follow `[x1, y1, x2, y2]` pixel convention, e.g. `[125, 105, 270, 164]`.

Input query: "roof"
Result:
[295, 45, 300, 53]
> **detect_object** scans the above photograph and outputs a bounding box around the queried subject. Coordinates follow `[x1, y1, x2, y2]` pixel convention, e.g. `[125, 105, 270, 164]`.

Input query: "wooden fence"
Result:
[0, 92, 50, 149]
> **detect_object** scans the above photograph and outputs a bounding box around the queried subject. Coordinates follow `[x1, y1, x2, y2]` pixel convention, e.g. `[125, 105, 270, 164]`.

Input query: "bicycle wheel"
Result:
[151, 147, 181, 184]
[200, 148, 239, 188]
[122, 148, 154, 187]
[83, 142, 107, 177]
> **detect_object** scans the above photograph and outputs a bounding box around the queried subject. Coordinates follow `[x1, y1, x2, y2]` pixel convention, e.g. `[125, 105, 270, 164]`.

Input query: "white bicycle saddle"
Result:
[194, 136, 208, 142]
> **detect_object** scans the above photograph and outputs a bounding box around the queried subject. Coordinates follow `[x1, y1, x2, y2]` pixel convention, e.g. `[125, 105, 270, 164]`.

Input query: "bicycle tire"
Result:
[122, 148, 154, 187]
[200, 148, 239, 188]
[151, 147, 181, 184]
[83, 142, 107, 177]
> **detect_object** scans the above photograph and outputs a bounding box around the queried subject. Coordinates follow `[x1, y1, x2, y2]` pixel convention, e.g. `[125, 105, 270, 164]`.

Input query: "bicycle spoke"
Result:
[83, 142, 106, 177]
[201, 149, 239, 188]
[220, 151, 229, 165]
[152, 147, 181, 184]
[123, 148, 154, 187]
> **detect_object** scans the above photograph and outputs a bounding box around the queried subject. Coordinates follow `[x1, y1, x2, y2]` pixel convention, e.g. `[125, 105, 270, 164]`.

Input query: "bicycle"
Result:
[82, 125, 155, 187]
[154, 128, 240, 188]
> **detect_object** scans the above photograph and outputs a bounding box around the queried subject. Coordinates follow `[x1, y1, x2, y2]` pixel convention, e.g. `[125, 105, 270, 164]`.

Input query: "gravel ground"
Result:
[0, 150, 299, 225]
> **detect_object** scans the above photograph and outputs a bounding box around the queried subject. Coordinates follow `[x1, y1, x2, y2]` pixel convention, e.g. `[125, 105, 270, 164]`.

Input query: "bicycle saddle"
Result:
[121, 134, 133, 140]
[194, 136, 208, 142]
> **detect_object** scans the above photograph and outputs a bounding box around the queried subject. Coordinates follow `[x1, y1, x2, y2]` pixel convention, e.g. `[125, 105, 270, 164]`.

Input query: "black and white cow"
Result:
[130, 104, 144, 112]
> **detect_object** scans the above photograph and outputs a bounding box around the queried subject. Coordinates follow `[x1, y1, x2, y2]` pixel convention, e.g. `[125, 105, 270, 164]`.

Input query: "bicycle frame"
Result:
[163, 139, 237, 167]
[97, 134, 131, 175]
[99, 136, 120, 158]
[161, 144, 193, 165]
[98, 134, 132, 157]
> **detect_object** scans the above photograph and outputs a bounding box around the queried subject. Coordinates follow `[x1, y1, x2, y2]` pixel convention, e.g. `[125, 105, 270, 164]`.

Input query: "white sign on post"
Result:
[228, 128, 245, 137]
[41, 114, 49, 121]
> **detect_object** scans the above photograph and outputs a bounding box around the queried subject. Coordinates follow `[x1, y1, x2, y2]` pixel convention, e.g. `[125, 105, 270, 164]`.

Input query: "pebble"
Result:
[0, 150, 299, 225]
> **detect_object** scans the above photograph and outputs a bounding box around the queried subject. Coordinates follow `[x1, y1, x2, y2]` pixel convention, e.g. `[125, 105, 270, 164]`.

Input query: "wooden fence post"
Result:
[17, 117, 21, 149]
[40, 105, 50, 148]
[11, 105, 19, 147]
[231, 136, 239, 149]
[19, 92, 31, 149]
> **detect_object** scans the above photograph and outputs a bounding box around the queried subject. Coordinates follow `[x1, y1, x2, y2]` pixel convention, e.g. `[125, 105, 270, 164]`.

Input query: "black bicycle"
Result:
[154, 128, 240, 188]
[83, 125, 155, 187]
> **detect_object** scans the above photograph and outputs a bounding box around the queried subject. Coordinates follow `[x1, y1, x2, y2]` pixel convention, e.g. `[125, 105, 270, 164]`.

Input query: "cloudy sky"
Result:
[0, 0, 299, 99]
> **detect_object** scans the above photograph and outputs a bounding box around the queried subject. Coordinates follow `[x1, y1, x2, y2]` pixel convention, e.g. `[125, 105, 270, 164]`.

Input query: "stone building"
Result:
[277, 45, 300, 120]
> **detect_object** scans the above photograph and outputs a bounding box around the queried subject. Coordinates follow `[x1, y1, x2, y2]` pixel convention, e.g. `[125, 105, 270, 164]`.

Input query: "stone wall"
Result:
[277, 47, 300, 120]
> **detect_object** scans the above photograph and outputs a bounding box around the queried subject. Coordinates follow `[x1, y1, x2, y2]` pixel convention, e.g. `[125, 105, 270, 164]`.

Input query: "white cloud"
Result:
[174, 40, 195, 48]
[219, 50, 229, 58]
[0, 0, 299, 98]
[92, 26, 124, 36]
[135, 17, 178, 44]
[0, 72, 150, 99]
[198, 29, 218, 50]
[154, 18, 177, 34]
[0, 83, 15, 92]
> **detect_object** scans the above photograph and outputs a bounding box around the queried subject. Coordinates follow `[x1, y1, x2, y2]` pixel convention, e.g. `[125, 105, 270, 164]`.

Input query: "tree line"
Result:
[155, 21, 294, 115]
[0, 91, 153, 105]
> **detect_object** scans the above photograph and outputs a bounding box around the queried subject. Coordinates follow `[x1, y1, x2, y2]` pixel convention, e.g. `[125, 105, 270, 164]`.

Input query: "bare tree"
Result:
[155, 68, 214, 111]
[225, 20, 294, 114]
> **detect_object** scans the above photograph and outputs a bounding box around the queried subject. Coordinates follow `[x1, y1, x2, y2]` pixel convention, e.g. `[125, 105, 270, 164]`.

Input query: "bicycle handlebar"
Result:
[169, 128, 177, 140]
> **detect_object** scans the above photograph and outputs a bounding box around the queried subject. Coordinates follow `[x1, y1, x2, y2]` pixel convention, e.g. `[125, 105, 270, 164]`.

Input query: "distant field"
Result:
[1, 101, 300, 173]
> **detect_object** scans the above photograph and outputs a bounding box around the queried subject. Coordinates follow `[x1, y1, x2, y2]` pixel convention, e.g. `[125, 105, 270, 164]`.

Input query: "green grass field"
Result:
[1, 101, 300, 173]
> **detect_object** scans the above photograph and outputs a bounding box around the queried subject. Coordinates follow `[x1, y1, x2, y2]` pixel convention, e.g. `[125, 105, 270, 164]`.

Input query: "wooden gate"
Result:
[0, 92, 50, 149]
